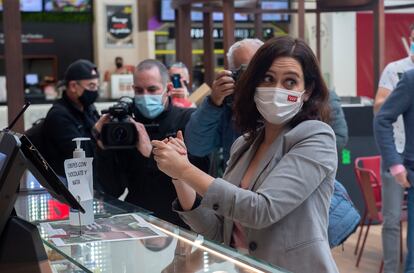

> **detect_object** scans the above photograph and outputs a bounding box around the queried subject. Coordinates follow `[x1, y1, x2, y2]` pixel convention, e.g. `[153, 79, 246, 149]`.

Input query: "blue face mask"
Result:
[411, 42, 414, 56]
[134, 94, 165, 119]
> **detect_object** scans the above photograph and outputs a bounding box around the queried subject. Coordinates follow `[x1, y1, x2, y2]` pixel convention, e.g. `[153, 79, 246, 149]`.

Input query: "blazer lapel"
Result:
[223, 131, 263, 187]
[221, 130, 263, 244]
[248, 129, 286, 191]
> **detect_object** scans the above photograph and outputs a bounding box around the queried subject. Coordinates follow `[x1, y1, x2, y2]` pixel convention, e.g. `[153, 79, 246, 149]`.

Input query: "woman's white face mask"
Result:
[254, 87, 305, 125]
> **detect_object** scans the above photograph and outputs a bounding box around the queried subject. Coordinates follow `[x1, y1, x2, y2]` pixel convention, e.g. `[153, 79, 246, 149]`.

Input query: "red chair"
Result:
[354, 156, 405, 273]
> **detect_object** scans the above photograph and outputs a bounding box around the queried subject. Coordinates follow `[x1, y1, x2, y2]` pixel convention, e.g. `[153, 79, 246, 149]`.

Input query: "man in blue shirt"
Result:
[185, 39, 264, 168]
[374, 69, 414, 273]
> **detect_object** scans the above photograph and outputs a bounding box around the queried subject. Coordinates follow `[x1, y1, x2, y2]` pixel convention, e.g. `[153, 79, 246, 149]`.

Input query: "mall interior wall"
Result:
[93, 0, 155, 77]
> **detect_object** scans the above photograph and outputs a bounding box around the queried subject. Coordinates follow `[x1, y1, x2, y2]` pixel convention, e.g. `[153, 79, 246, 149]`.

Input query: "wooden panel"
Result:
[373, 0, 385, 95]
[254, 1, 263, 40]
[175, 4, 192, 76]
[203, 10, 214, 86]
[298, 0, 305, 39]
[3, 0, 24, 132]
[223, 0, 235, 69]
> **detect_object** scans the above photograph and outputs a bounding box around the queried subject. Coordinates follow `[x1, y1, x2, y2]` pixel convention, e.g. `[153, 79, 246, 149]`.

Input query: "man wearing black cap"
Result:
[43, 59, 100, 177]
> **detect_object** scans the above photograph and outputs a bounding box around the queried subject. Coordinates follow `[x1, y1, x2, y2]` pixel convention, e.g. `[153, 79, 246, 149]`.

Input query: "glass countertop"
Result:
[15, 190, 288, 273]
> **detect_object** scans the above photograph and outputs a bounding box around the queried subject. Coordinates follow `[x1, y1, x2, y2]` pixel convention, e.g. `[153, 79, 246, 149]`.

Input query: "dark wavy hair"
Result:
[233, 36, 330, 141]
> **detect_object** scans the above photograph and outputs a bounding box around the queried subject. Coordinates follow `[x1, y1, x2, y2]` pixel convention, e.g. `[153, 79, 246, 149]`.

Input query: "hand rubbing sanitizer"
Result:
[64, 137, 94, 226]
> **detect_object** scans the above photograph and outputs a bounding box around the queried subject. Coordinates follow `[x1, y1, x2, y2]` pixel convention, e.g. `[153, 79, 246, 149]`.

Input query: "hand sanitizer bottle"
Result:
[66, 137, 94, 226]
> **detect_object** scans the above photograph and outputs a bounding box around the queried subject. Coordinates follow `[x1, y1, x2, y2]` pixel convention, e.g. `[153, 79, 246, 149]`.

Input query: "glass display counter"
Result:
[15, 190, 288, 273]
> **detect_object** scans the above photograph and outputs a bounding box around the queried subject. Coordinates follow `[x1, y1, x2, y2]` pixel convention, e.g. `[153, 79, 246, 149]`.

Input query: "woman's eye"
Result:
[285, 79, 297, 88]
[263, 75, 273, 83]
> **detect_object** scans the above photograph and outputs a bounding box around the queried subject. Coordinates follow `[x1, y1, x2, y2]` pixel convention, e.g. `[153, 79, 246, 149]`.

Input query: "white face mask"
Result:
[254, 87, 305, 125]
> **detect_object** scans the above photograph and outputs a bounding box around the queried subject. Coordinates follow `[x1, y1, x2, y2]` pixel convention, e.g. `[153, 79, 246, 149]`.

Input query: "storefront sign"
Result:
[0, 33, 54, 44]
[170, 27, 274, 40]
[106, 5, 133, 47]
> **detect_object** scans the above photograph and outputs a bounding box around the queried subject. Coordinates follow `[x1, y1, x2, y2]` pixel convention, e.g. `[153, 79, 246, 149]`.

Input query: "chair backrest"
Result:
[354, 156, 382, 221]
[355, 156, 382, 202]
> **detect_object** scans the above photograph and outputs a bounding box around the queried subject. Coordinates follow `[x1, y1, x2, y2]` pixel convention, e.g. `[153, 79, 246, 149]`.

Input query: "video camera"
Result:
[101, 97, 138, 149]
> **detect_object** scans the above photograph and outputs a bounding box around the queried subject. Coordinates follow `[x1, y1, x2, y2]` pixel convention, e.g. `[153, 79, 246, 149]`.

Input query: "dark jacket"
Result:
[374, 68, 414, 182]
[329, 90, 348, 150]
[95, 99, 209, 228]
[43, 92, 99, 177]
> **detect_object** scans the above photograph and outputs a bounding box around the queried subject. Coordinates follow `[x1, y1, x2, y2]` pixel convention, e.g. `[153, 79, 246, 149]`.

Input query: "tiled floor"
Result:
[333, 222, 407, 273]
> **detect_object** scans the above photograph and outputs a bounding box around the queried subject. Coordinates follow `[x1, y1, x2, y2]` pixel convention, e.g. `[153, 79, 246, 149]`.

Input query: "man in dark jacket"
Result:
[43, 59, 100, 177]
[374, 68, 414, 273]
[94, 59, 208, 228]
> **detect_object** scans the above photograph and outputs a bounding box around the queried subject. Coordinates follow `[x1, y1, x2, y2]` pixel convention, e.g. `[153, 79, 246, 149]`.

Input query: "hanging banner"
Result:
[106, 5, 133, 47]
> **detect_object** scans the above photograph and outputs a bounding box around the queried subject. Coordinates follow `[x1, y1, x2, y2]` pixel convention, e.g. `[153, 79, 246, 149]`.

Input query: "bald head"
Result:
[226, 38, 264, 70]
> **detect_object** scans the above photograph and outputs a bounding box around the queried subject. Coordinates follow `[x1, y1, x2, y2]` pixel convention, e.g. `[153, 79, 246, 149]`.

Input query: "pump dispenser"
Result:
[73, 137, 89, 158]
[64, 137, 94, 226]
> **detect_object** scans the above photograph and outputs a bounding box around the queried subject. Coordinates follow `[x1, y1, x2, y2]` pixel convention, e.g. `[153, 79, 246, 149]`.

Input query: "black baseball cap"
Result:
[64, 59, 99, 83]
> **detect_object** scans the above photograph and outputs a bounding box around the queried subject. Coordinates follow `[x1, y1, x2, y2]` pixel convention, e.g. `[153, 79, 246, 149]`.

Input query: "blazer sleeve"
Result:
[374, 69, 414, 169]
[179, 121, 337, 230]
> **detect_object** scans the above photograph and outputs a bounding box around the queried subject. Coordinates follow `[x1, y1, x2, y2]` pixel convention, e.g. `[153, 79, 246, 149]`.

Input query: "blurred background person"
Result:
[168, 62, 194, 108]
[185, 38, 264, 170]
[104, 56, 134, 82]
[43, 59, 100, 177]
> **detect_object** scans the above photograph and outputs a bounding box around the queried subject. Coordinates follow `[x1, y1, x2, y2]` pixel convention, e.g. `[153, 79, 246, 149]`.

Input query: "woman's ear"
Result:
[302, 83, 314, 102]
[303, 91, 311, 102]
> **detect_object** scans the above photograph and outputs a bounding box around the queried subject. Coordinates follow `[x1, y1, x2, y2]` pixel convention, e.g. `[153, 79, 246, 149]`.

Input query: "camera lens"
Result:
[112, 125, 128, 143]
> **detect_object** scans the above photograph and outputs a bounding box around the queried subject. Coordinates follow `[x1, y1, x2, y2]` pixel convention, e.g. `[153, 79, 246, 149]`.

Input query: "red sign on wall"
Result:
[356, 13, 414, 98]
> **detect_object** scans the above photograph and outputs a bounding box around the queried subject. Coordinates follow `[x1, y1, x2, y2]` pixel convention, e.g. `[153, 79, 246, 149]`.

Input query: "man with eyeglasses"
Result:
[43, 59, 100, 177]
[93, 59, 209, 228]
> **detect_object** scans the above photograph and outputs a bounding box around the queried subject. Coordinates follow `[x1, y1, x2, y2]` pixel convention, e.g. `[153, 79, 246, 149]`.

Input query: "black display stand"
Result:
[0, 216, 51, 273]
[0, 130, 84, 272]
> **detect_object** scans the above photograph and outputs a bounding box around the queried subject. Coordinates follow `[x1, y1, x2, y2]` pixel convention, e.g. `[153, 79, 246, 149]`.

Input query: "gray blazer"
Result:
[175, 120, 339, 273]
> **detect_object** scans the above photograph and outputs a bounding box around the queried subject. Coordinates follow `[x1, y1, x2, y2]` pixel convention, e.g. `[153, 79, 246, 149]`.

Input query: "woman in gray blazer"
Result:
[152, 36, 339, 273]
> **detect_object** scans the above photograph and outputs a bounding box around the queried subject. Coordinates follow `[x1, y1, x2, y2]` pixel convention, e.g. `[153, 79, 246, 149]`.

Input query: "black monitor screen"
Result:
[18, 134, 84, 213]
[44, 0, 91, 12]
[0, 134, 19, 182]
[0, 132, 23, 235]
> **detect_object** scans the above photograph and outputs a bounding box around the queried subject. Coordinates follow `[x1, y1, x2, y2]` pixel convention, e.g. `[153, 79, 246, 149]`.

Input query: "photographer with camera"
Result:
[185, 39, 264, 169]
[168, 62, 194, 108]
[93, 59, 209, 228]
[43, 59, 100, 177]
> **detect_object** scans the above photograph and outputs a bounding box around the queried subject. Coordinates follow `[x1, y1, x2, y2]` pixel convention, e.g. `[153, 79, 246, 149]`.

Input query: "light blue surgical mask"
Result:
[134, 93, 165, 119]
[410, 42, 414, 56]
